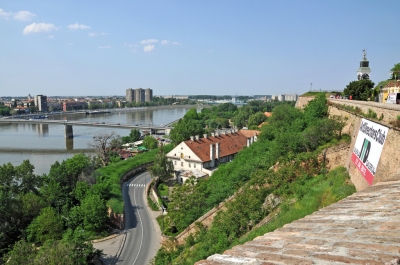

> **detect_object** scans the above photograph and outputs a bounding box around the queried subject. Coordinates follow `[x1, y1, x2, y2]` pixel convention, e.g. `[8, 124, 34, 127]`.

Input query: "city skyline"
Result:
[1, 1, 399, 97]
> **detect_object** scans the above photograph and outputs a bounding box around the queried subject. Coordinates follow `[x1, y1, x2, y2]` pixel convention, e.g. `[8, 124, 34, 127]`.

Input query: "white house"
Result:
[166, 129, 259, 183]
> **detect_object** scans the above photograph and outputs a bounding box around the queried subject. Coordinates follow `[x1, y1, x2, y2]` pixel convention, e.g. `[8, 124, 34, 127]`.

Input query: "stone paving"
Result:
[196, 180, 400, 265]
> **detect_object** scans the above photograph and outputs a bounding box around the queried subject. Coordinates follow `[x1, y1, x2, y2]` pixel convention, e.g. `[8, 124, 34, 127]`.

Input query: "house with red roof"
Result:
[166, 129, 259, 183]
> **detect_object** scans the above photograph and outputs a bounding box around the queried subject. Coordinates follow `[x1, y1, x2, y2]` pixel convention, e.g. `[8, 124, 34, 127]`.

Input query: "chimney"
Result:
[190, 136, 194, 141]
[203, 134, 208, 139]
[216, 142, 220, 159]
[210, 144, 215, 167]
[195, 135, 199, 140]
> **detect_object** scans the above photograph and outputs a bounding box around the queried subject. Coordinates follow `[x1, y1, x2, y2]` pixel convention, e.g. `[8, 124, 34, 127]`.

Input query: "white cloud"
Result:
[13, 11, 35, 21]
[140, 39, 158, 45]
[23, 23, 59, 34]
[161, 40, 181, 45]
[67, 23, 90, 30]
[124, 43, 138, 48]
[88, 32, 97, 37]
[98, 46, 111, 49]
[143, 45, 154, 52]
[0, 8, 11, 19]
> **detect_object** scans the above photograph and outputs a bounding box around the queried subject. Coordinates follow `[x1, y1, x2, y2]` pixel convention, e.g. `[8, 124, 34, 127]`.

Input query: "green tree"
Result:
[80, 194, 108, 234]
[27, 207, 63, 245]
[169, 118, 205, 145]
[303, 93, 328, 126]
[129, 129, 141, 142]
[143, 135, 159, 150]
[3, 240, 36, 265]
[150, 145, 174, 182]
[343, 80, 375, 101]
[390, 63, 400, 80]
[247, 112, 266, 128]
[15, 160, 42, 195]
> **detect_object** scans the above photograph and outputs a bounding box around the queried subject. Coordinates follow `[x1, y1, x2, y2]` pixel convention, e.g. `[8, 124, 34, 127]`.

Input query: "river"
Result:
[0, 106, 193, 175]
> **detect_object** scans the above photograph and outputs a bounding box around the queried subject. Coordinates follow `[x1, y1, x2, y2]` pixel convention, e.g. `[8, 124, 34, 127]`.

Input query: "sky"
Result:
[1, 1, 399, 97]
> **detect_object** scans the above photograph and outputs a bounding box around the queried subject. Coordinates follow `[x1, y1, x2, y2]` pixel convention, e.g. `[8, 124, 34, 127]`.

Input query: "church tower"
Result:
[357, 50, 371, 80]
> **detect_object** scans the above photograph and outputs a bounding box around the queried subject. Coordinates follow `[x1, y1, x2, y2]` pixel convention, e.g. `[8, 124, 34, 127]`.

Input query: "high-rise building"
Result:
[125, 88, 153, 103]
[34, 95, 48, 112]
[134, 88, 144, 103]
[126, 88, 134, 102]
[145, 88, 153, 102]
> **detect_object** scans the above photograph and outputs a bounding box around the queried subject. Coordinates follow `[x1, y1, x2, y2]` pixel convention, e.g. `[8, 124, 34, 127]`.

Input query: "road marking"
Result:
[128, 184, 145, 187]
[131, 176, 145, 265]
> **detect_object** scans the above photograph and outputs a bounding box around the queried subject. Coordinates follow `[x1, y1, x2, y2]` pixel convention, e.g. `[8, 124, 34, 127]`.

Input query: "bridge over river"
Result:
[0, 118, 177, 138]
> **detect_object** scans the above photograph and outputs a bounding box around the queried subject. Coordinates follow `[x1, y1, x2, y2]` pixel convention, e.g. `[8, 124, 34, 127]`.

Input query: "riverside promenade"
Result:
[196, 178, 400, 265]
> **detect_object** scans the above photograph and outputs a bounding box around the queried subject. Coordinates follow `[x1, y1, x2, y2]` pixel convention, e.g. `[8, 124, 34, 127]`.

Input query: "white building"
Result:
[166, 129, 259, 183]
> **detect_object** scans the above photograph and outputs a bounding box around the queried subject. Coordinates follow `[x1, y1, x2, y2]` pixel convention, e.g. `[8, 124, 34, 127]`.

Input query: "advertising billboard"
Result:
[351, 119, 388, 185]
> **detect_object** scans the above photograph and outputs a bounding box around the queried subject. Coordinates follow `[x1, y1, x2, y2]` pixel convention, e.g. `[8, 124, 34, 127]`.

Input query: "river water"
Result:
[0, 106, 192, 175]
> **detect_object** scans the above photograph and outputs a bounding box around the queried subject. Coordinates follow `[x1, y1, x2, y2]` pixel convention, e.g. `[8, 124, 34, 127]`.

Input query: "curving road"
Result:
[116, 172, 161, 265]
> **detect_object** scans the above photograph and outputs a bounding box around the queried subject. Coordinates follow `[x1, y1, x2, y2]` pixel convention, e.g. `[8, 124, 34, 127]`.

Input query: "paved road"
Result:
[116, 172, 161, 265]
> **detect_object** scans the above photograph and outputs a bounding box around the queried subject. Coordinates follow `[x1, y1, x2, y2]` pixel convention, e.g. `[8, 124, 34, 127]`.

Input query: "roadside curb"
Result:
[110, 231, 127, 265]
[92, 233, 121, 243]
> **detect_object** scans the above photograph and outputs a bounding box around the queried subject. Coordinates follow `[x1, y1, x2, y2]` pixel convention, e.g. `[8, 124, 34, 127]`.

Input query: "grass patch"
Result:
[148, 197, 160, 211]
[95, 144, 174, 214]
[234, 166, 355, 246]
[300, 92, 327, 97]
[158, 183, 169, 197]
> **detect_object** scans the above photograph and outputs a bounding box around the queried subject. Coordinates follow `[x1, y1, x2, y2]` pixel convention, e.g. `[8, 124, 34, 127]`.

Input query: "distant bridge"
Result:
[0, 118, 178, 138]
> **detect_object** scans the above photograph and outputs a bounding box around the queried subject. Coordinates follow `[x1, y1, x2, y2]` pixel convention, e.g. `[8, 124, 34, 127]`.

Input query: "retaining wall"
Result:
[328, 101, 400, 191]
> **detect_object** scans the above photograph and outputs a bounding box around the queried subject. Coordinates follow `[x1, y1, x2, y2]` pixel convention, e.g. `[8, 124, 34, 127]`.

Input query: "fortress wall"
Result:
[295, 96, 315, 108]
[328, 103, 400, 191]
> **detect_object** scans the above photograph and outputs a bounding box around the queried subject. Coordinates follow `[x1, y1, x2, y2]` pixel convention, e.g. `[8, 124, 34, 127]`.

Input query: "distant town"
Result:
[0, 87, 299, 115]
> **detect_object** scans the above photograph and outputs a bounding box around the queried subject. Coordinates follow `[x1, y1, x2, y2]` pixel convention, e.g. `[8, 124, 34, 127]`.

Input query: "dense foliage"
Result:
[155, 93, 353, 264]
[169, 101, 296, 144]
[0, 154, 104, 264]
[143, 135, 159, 150]
[169, 108, 205, 144]
[390, 63, 400, 79]
[0, 103, 11, 116]
[343, 80, 375, 101]
[150, 145, 175, 182]
[121, 129, 141, 144]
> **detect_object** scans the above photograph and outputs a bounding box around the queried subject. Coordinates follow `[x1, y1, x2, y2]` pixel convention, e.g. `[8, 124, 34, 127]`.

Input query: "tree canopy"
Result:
[343, 80, 375, 101]
[150, 145, 174, 182]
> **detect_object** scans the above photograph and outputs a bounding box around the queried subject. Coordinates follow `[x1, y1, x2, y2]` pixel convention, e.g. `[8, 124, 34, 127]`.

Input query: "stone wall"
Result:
[321, 142, 350, 171]
[328, 103, 400, 191]
[329, 99, 400, 125]
[295, 96, 315, 108]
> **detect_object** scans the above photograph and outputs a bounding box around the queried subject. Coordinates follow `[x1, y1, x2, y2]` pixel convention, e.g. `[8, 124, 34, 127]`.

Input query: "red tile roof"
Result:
[183, 130, 258, 162]
[385, 80, 400, 88]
